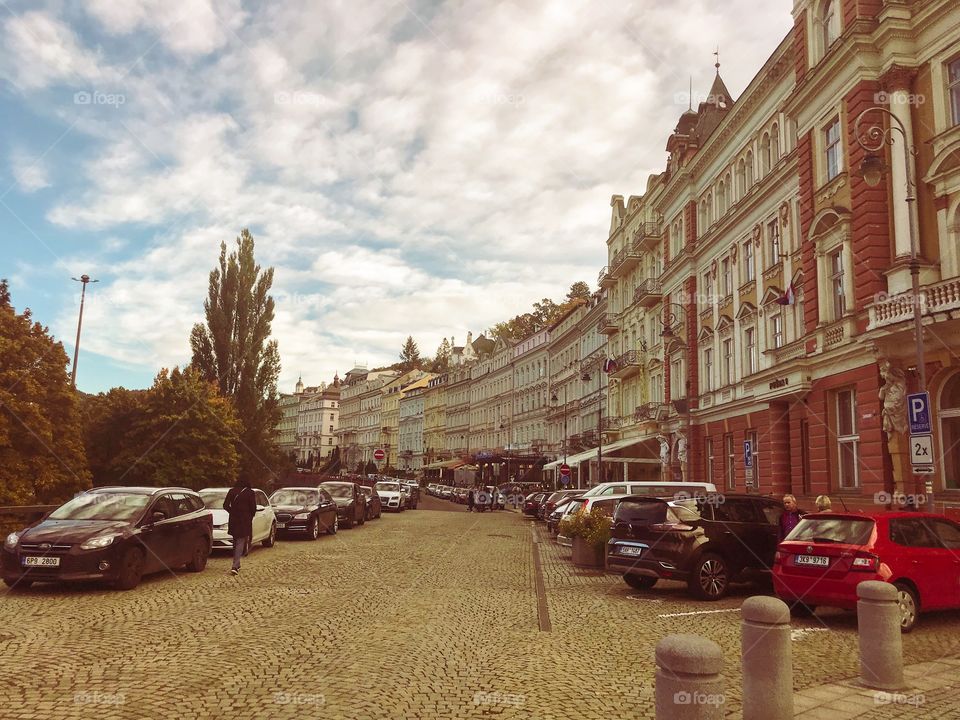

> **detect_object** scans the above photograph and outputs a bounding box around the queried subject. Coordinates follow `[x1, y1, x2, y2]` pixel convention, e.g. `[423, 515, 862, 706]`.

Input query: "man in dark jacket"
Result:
[224, 478, 257, 576]
[467, 488, 475, 512]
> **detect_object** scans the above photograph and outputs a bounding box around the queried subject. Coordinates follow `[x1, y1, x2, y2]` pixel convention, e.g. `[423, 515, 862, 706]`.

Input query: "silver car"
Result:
[199, 487, 278, 550]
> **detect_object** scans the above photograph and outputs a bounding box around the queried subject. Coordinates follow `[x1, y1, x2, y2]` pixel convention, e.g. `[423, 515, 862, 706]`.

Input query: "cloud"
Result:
[0, 11, 107, 90]
[10, 150, 51, 192]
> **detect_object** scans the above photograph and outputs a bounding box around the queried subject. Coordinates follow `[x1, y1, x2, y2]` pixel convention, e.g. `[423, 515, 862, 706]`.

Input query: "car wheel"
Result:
[327, 516, 338, 535]
[263, 523, 276, 547]
[895, 583, 919, 633]
[690, 553, 729, 600]
[344, 515, 354, 529]
[3, 577, 32, 590]
[185, 539, 209, 572]
[623, 574, 657, 590]
[309, 517, 320, 540]
[115, 548, 144, 590]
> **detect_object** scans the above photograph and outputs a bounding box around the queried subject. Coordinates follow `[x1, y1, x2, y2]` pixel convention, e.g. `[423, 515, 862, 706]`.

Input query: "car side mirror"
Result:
[151, 511, 166, 523]
[256, 505, 265, 513]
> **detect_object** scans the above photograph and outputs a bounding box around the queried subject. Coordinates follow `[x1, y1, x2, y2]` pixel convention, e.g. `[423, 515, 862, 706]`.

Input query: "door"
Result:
[922, 519, 960, 609]
[318, 490, 337, 531]
[253, 490, 271, 541]
[707, 498, 762, 572]
[888, 518, 953, 609]
[750, 498, 784, 570]
[138, 494, 181, 574]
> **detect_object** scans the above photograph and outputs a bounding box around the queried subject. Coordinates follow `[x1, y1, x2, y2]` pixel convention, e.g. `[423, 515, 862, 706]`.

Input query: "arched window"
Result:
[699, 200, 708, 235]
[746, 150, 755, 187]
[736, 159, 746, 198]
[822, 0, 841, 50]
[706, 192, 713, 225]
[940, 373, 960, 489]
[724, 173, 732, 210]
[771, 123, 780, 164]
[718, 181, 727, 215]
[761, 133, 771, 175]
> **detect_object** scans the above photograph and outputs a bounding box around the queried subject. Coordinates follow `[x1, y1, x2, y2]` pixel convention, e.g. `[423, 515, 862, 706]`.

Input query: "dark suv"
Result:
[321, 482, 366, 528]
[607, 493, 784, 600]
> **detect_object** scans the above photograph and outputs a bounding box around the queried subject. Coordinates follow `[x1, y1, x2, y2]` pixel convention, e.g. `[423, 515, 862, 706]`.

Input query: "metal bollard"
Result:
[741, 596, 793, 720]
[655, 634, 725, 720]
[857, 581, 904, 690]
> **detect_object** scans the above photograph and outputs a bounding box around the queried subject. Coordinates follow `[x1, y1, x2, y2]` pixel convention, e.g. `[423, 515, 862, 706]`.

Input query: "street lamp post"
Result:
[499, 416, 511, 485]
[854, 107, 926, 393]
[70, 274, 98, 388]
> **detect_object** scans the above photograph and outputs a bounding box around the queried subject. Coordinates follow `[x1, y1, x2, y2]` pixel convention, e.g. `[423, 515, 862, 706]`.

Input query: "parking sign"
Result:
[743, 441, 753, 469]
[907, 392, 931, 434]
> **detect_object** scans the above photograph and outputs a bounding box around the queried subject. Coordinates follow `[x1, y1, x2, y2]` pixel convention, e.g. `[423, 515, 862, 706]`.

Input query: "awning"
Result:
[545, 436, 660, 470]
[423, 459, 466, 470]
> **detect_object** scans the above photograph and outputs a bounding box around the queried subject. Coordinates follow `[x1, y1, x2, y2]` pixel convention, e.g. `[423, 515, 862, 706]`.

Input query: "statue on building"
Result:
[879, 359, 908, 436]
[674, 431, 688, 463]
[656, 435, 671, 466]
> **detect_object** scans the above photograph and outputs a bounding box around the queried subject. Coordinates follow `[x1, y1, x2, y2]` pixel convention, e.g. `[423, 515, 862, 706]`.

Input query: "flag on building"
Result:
[602, 357, 618, 374]
[775, 282, 796, 306]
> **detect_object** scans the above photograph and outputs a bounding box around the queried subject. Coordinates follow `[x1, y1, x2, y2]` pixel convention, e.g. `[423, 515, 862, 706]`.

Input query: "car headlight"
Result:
[80, 534, 119, 550]
[4, 532, 21, 550]
[293, 513, 309, 520]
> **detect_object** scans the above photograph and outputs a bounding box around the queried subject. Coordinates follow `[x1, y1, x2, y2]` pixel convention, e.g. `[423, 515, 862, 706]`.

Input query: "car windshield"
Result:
[270, 489, 318, 506]
[614, 499, 670, 524]
[375, 482, 400, 492]
[322, 483, 353, 498]
[787, 517, 875, 545]
[359, 487, 372, 496]
[48, 492, 150, 522]
[199, 490, 229, 509]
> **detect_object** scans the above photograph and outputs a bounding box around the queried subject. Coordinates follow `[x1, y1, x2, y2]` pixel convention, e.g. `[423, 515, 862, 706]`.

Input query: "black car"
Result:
[523, 492, 548, 518]
[607, 493, 784, 600]
[541, 489, 582, 521]
[2, 487, 212, 591]
[401, 483, 420, 509]
[270, 487, 338, 538]
[359, 486, 382, 520]
[320, 482, 366, 528]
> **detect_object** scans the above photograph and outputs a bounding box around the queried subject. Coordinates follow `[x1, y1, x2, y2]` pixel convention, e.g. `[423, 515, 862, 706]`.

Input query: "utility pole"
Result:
[70, 274, 98, 388]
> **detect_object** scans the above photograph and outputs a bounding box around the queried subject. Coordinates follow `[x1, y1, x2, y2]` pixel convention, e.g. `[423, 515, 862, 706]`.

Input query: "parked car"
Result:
[199, 487, 277, 551]
[540, 490, 582, 521]
[401, 482, 420, 509]
[2, 487, 212, 591]
[556, 495, 626, 546]
[321, 482, 366, 528]
[359, 486, 382, 520]
[269, 487, 338, 538]
[523, 492, 549, 518]
[547, 495, 584, 534]
[581, 481, 717, 499]
[453, 487, 468, 504]
[440, 486, 454, 499]
[773, 511, 960, 632]
[426, 483, 439, 496]
[375, 481, 405, 512]
[607, 493, 784, 599]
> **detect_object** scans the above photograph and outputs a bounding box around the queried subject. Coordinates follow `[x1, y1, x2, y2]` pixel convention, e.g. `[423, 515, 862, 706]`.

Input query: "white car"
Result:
[579, 481, 717, 500]
[375, 481, 405, 512]
[199, 487, 278, 550]
[556, 494, 628, 547]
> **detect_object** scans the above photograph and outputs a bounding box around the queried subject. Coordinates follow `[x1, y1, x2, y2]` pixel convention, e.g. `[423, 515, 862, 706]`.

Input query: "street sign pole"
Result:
[906, 392, 935, 509]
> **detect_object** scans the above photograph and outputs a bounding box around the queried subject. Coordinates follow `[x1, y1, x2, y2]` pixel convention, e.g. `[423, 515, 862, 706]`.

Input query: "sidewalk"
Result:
[792, 657, 960, 718]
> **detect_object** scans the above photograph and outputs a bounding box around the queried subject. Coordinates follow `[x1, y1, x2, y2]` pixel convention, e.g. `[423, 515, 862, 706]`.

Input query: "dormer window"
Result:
[822, 0, 841, 49]
[949, 57, 960, 126]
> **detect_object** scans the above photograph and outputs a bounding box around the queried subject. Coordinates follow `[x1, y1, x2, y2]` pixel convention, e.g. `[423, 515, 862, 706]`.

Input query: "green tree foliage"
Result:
[82, 367, 241, 490]
[430, 338, 451, 372]
[190, 230, 282, 485]
[490, 283, 593, 342]
[566, 281, 591, 301]
[0, 280, 91, 504]
[398, 336, 422, 372]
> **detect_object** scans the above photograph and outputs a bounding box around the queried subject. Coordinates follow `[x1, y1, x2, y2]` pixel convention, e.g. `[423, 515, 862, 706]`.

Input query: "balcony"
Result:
[597, 313, 619, 335]
[632, 222, 663, 252]
[633, 278, 663, 308]
[610, 349, 641, 379]
[601, 417, 622, 431]
[608, 248, 626, 277]
[868, 277, 960, 330]
[598, 266, 615, 288]
[634, 402, 667, 422]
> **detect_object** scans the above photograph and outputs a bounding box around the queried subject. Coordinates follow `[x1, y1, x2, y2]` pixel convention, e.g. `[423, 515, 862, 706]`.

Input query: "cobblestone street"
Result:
[2, 499, 959, 719]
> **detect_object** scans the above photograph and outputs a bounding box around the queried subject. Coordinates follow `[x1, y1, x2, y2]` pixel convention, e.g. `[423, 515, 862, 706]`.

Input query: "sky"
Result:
[0, 0, 794, 394]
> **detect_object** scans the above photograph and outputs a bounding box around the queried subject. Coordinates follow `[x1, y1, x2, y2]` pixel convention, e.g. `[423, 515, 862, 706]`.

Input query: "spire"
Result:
[295, 375, 304, 394]
[688, 76, 693, 111]
[714, 45, 720, 73]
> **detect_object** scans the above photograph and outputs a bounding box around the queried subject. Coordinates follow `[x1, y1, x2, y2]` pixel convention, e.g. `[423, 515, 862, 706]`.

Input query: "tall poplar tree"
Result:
[189, 230, 281, 485]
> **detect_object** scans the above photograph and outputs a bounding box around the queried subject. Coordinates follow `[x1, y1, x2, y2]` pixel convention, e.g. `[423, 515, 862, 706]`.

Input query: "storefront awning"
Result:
[545, 436, 661, 470]
[423, 459, 466, 470]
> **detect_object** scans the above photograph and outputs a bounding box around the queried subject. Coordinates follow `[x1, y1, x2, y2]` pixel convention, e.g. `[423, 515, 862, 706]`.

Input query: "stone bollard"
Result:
[655, 634, 725, 720]
[857, 581, 904, 690]
[741, 596, 793, 720]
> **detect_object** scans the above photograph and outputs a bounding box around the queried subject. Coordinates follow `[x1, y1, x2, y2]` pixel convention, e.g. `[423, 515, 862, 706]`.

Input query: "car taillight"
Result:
[648, 522, 693, 532]
[773, 550, 782, 565]
[851, 553, 879, 572]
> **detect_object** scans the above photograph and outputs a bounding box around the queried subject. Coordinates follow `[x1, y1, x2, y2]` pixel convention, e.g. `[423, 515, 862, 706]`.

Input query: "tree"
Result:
[80, 387, 147, 486]
[532, 298, 560, 328]
[398, 336, 422, 372]
[190, 229, 282, 485]
[0, 280, 91, 504]
[430, 338, 451, 372]
[566, 281, 591, 301]
[85, 367, 241, 490]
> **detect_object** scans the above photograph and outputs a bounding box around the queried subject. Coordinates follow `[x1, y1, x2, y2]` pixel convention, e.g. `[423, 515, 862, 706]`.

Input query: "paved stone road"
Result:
[2, 496, 959, 719]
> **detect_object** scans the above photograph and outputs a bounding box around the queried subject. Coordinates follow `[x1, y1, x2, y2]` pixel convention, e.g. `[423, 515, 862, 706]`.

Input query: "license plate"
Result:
[796, 554, 829, 567]
[23, 556, 60, 567]
[277, 523, 286, 529]
[620, 546, 644, 556]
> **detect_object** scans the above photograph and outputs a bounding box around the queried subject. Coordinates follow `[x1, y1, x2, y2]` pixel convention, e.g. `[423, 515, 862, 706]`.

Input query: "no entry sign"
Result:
[559, 463, 570, 477]
[374, 449, 385, 461]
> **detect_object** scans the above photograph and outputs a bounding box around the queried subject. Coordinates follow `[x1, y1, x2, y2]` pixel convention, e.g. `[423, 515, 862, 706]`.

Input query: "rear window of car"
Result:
[614, 499, 669, 524]
[786, 517, 875, 545]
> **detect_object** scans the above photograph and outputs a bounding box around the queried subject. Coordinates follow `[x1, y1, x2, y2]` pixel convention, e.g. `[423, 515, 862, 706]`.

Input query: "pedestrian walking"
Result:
[467, 488, 475, 512]
[778, 493, 804, 541]
[815, 494, 832, 512]
[223, 477, 257, 576]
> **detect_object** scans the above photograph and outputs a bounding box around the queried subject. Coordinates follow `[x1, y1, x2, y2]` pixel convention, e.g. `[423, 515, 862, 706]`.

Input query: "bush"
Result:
[557, 507, 612, 551]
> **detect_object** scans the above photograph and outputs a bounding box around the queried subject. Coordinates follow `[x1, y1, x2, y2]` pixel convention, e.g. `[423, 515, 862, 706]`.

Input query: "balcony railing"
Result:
[598, 266, 615, 288]
[611, 349, 641, 378]
[597, 313, 619, 335]
[632, 222, 663, 251]
[601, 417, 621, 431]
[634, 278, 663, 308]
[868, 277, 960, 330]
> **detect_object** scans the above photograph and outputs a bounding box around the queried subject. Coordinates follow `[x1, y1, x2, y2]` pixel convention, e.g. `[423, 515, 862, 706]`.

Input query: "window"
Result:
[939, 373, 960, 490]
[705, 438, 715, 485]
[830, 249, 846, 318]
[736, 159, 746, 198]
[721, 258, 732, 296]
[836, 388, 860, 488]
[771, 123, 780, 164]
[824, 118, 841, 181]
[722, 338, 733, 385]
[745, 151, 754, 187]
[699, 200, 708, 234]
[822, 0, 840, 49]
[744, 327, 757, 375]
[768, 219, 781, 266]
[761, 133, 771, 175]
[651, 374, 663, 403]
[742, 240, 754, 282]
[770, 313, 784, 349]
[714, 498, 759, 523]
[724, 434, 736, 490]
[702, 271, 714, 306]
[671, 358, 685, 397]
[718, 180, 727, 215]
[703, 347, 713, 392]
[950, 58, 960, 126]
[747, 431, 760, 490]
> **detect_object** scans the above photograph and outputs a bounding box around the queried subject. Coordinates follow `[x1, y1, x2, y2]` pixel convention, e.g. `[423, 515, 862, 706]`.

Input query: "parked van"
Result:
[581, 481, 717, 500]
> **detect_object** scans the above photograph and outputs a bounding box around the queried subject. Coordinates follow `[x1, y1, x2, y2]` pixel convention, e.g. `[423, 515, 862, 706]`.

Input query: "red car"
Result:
[773, 511, 960, 632]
